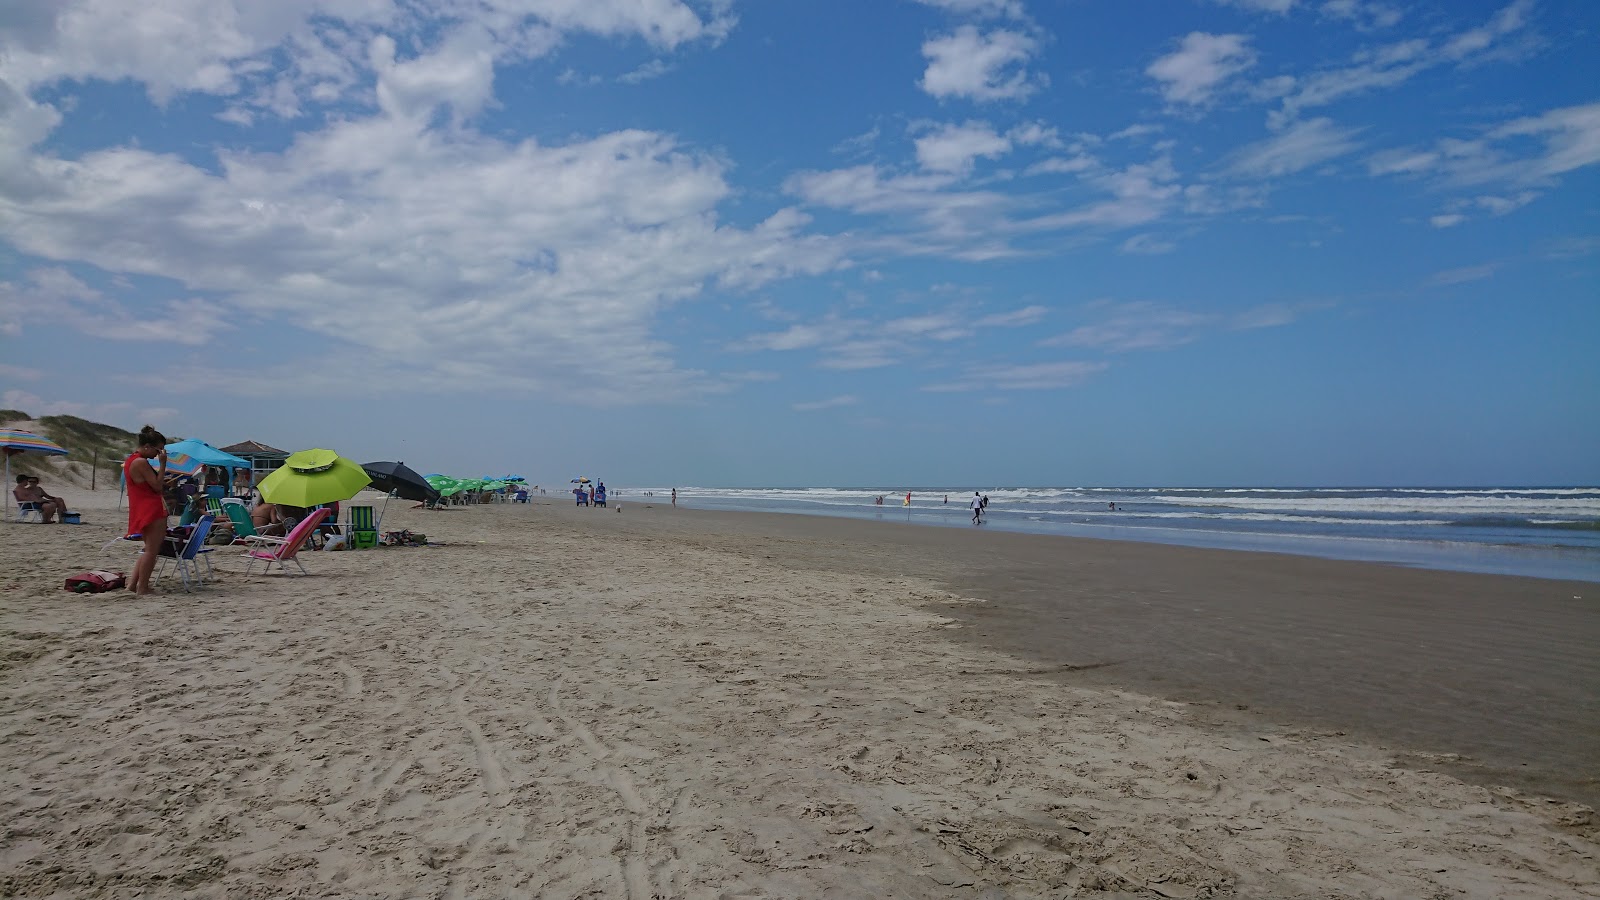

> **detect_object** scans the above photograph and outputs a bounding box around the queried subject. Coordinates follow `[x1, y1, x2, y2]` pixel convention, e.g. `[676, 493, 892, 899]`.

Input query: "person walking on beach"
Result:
[671, 488, 677, 506]
[971, 492, 984, 525]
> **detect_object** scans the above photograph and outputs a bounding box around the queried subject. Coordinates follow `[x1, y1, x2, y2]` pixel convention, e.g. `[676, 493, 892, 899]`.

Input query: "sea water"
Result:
[625, 486, 1600, 583]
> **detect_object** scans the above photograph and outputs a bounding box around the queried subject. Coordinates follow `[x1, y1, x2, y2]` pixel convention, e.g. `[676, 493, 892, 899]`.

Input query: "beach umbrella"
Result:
[257, 448, 372, 507]
[363, 461, 440, 504]
[570, 477, 590, 484]
[426, 474, 465, 497]
[165, 438, 250, 470]
[1, 429, 68, 515]
[159, 450, 203, 477]
[363, 460, 440, 523]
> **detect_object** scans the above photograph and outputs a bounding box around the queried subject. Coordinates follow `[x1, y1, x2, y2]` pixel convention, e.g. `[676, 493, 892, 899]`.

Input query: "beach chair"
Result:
[243, 509, 330, 576]
[14, 501, 44, 523]
[153, 515, 215, 592]
[206, 497, 225, 518]
[219, 500, 268, 547]
[346, 505, 378, 549]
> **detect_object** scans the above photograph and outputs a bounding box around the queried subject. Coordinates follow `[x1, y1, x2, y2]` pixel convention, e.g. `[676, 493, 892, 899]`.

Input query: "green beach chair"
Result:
[347, 504, 378, 549]
[221, 501, 265, 546]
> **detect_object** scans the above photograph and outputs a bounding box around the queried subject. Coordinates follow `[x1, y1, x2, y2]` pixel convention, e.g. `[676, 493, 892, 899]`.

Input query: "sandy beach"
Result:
[2, 492, 1596, 898]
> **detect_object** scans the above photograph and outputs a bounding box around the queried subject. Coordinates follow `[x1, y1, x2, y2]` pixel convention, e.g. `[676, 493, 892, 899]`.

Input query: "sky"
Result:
[0, 0, 1596, 488]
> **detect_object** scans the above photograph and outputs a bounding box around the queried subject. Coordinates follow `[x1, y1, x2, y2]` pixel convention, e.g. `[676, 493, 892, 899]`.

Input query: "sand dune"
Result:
[2, 493, 1595, 898]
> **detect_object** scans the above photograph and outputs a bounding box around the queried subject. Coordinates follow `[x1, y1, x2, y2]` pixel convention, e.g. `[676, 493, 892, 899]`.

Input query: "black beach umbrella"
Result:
[362, 461, 441, 503]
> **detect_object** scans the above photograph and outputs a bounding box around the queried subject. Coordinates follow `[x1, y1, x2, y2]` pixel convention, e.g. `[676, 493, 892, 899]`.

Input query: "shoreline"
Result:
[2, 494, 1596, 896]
[665, 494, 1600, 582]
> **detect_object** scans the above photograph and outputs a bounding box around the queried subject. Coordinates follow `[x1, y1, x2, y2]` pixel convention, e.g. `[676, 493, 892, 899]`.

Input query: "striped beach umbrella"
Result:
[161, 450, 204, 477]
[1, 429, 69, 515]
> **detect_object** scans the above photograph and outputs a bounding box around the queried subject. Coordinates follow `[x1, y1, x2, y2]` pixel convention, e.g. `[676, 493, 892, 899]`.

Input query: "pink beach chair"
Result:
[243, 508, 330, 576]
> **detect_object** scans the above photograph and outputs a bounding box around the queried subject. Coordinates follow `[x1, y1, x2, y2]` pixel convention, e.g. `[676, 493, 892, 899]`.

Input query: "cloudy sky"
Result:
[1, 0, 1595, 486]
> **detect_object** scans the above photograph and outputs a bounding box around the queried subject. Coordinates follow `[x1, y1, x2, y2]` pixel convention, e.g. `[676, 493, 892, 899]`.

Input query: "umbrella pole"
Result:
[4, 453, 9, 516]
[378, 490, 393, 533]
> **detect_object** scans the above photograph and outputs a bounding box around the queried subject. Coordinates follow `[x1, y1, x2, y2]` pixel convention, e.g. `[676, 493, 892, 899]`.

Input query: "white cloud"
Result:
[1366, 148, 1439, 176]
[0, 388, 175, 425]
[1020, 156, 1182, 229]
[925, 360, 1108, 392]
[0, 0, 733, 117]
[0, 363, 43, 381]
[1429, 264, 1497, 286]
[1441, 0, 1533, 61]
[370, 30, 497, 121]
[914, 121, 1012, 174]
[1120, 234, 1176, 255]
[1224, 117, 1361, 178]
[1213, 0, 1296, 14]
[1041, 300, 1309, 352]
[912, 0, 1025, 18]
[1367, 103, 1600, 223]
[730, 303, 1052, 371]
[1025, 155, 1095, 176]
[920, 26, 1044, 102]
[0, 269, 232, 346]
[792, 394, 859, 412]
[1147, 33, 1255, 107]
[1273, 2, 1536, 120]
[0, 103, 844, 402]
[1319, 1, 1403, 30]
[974, 304, 1047, 327]
[618, 59, 673, 84]
[1487, 103, 1600, 181]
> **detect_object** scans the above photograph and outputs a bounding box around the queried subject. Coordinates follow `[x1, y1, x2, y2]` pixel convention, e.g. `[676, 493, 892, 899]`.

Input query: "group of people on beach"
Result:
[12, 474, 71, 523]
[572, 481, 608, 507]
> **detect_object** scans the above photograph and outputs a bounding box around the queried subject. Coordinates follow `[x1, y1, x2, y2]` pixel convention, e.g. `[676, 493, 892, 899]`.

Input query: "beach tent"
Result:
[1, 429, 68, 516]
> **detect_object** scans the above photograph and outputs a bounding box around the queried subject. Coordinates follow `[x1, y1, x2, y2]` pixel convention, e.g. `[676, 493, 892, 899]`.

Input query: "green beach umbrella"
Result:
[426, 474, 465, 497]
[258, 448, 372, 507]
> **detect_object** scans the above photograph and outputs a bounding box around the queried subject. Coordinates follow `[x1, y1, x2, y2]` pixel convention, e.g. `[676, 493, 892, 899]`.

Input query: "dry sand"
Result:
[2, 491, 1596, 898]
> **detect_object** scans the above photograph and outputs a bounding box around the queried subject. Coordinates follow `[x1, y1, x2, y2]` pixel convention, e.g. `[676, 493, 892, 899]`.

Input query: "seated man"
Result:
[14, 475, 64, 523]
[252, 501, 282, 535]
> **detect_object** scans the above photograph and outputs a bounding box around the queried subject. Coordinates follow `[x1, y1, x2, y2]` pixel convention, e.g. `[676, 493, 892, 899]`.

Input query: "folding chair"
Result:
[153, 515, 216, 592]
[346, 505, 378, 549]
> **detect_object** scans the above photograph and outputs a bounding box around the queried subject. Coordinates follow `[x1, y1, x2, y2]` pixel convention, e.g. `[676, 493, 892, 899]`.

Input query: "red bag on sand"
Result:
[64, 571, 127, 593]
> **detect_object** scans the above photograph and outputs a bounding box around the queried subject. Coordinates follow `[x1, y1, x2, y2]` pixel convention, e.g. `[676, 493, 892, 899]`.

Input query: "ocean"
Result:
[623, 486, 1600, 583]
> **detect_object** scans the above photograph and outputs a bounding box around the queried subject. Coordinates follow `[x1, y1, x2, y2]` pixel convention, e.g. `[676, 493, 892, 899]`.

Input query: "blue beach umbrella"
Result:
[166, 438, 251, 470]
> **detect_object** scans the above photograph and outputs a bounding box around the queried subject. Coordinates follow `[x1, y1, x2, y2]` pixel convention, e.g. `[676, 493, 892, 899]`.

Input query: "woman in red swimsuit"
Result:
[124, 425, 170, 594]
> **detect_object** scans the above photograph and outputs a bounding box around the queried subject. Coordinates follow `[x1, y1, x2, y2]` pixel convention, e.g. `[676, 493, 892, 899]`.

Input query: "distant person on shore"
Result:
[971, 492, 983, 525]
[123, 426, 170, 594]
[943, 495, 948, 504]
[671, 488, 677, 506]
[594, 482, 607, 507]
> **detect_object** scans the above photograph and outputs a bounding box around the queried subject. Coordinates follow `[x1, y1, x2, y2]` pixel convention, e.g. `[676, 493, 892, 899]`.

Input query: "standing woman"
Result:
[124, 425, 169, 594]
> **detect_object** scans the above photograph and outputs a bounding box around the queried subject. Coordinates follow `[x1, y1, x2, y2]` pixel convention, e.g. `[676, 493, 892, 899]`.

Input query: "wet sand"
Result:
[628, 503, 1600, 807]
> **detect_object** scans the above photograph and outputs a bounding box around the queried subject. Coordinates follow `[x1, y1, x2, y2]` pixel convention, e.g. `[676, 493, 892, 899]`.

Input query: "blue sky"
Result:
[1, 0, 1596, 487]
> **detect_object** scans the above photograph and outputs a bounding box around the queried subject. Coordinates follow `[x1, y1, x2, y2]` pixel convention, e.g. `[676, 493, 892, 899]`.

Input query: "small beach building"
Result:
[220, 439, 289, 486]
